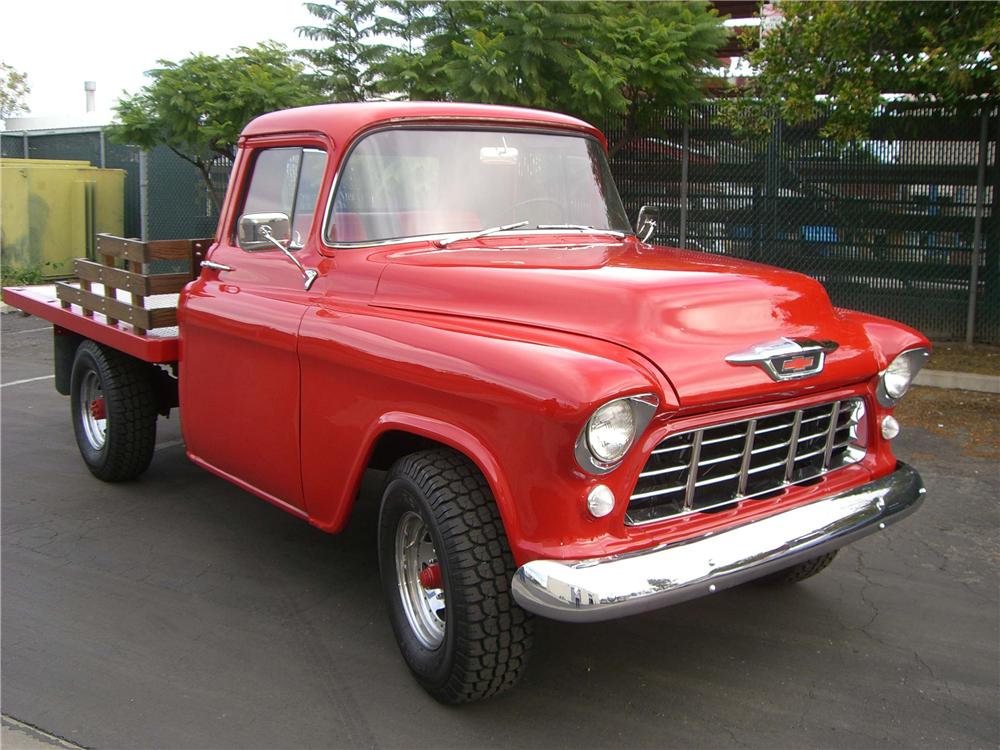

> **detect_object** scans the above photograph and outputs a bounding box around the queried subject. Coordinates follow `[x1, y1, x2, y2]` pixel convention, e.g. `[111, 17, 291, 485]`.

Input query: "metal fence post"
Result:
[680, 110, 689, 248]
[99, 131, 106, 169]
[22, 132, 28, 158]
[139, 150, 150, 242]
[966, 107, 990, 346]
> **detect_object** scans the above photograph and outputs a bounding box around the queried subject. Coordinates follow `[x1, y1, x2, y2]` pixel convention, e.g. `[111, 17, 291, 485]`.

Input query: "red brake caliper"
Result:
[419, 563, 442, 590]
[90, 398, 107, 421]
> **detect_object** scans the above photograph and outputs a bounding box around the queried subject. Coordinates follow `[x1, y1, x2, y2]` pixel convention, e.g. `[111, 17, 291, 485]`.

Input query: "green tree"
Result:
[297, 1, 396, 100]
[725, 1, 1000, 141]
[107, 44, 323, 210]
[0, 62, 30, 119]
[374, 2, 728, 151]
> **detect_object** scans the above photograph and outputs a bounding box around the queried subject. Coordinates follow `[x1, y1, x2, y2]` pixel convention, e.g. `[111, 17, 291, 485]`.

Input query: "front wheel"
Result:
[70, 340, 158, 482]
[378, 448, 533, 704]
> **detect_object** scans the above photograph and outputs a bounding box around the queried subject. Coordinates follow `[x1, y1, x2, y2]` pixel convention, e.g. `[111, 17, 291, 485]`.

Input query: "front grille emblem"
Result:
[725, 338, 838, 381]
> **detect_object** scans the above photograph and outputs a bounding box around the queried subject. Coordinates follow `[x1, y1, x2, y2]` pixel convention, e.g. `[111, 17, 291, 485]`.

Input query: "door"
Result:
[180, 144, 329, 512]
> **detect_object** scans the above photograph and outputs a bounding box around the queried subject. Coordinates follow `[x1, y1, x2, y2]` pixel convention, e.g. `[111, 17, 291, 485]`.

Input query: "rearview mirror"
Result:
[238, 212, 291, 251]
[636, 206, 660, 243]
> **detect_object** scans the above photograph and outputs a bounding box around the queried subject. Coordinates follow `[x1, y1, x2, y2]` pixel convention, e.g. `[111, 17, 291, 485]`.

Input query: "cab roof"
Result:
[241, 101, 607, 149]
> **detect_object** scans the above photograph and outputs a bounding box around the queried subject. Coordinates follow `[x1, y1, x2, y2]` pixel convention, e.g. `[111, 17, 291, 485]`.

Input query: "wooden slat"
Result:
[146, 238, 205, 260]
[101, 252, 118, 326]
[129, 257, 146, 336]
[55, 283, 177, 330]
[95, 234, 213, 266]
[74, 260, 192, 296]
[79, 277, 94, 317]
[95, 234, 149, 263]
[148, 273, 192, 294]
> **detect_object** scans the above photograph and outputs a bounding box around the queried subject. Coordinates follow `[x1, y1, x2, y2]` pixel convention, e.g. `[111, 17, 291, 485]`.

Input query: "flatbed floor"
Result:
[2, 284, 180, 362]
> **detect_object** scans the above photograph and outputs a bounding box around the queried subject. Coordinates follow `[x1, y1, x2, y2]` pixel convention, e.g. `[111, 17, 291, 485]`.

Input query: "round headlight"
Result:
[586, 399, 636, 464]
[878, 348, 930, 405]
[883, 356, 915, 399]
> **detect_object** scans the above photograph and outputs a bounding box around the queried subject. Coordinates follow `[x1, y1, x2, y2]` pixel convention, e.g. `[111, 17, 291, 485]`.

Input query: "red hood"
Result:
[371, 237, 878, 411]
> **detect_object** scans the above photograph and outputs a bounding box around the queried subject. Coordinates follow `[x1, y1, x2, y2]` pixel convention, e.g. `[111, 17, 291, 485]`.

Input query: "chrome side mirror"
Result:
[636, 205, 660, 243]
[238, 212, 291, 251]
[237, 212, 318, 291]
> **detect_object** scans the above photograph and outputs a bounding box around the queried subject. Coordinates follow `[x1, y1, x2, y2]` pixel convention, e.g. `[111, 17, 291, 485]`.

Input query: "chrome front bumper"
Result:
[511, 463, 925, 622]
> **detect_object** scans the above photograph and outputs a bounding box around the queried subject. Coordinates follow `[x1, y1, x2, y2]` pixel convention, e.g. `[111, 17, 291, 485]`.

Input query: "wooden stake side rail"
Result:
[54, 284, 178, 330]
[55, 234, 212, 337]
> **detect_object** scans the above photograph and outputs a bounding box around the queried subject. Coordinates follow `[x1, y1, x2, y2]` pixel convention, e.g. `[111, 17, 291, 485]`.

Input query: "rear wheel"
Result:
[757, 550, 839, 585]
[378, 448, 533, 704]
[70, 340, 157, 482]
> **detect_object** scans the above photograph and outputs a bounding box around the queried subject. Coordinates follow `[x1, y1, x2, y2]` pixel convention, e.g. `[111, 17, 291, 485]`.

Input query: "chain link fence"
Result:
[608, 103, 999, 344]
[0, 129, 225, 243]
[4, 103, 997, 343]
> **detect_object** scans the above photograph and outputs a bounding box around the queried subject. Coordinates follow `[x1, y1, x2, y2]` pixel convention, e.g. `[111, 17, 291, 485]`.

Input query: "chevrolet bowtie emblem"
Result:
[725, 338, 839, 382]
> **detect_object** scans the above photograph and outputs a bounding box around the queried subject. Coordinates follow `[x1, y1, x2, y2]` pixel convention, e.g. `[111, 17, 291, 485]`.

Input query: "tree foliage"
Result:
[300, 1, 727, 145]
[297, 1, 397, 100]
[0, 62, 30, 119]
[725, 1, 1000, 141]
[107, 44, 324, 209]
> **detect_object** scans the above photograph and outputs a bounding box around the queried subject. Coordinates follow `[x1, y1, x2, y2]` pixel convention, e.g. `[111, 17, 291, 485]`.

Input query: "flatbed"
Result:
[3, 284, 181, 362]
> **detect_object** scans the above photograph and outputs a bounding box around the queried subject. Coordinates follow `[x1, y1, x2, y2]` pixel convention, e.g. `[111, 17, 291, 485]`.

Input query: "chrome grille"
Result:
[627, 398, 866, 525]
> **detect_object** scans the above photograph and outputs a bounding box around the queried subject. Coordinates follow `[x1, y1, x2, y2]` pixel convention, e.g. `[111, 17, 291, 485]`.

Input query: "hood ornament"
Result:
[725, 338, 839, 382]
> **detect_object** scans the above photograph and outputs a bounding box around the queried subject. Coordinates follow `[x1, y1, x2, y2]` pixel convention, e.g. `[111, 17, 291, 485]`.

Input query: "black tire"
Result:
[757, 550, 838, 585]
[70, 340, 157, 482]
[378, 448, 533, 704]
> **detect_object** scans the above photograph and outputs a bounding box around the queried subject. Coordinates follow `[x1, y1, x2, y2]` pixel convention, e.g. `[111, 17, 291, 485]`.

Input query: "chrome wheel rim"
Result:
[79, 370, 107, 451]
[395, 511, 446, 649]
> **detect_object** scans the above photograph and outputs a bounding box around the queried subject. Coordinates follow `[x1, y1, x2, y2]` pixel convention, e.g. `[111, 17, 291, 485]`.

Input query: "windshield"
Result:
[325, 128, 631, 244]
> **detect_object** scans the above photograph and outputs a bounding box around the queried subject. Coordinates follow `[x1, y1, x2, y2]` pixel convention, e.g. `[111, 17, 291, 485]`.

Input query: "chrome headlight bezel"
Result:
[575, 394, 659, 474]
[876, 347, 930, 407]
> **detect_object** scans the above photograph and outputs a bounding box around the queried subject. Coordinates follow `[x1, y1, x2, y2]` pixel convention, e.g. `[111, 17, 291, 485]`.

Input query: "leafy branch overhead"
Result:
[107, 43, 324, 209]
[723, 0, 1000, 141]
[0, 62, 31, 119]
[300, 1, 728, 145]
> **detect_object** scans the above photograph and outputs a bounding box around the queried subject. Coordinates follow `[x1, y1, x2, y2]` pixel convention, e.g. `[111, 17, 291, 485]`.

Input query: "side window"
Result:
[239, 146, 327, 250]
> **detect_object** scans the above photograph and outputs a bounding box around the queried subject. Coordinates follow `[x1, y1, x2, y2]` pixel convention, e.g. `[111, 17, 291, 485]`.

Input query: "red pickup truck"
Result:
[3, 102, 931, 704]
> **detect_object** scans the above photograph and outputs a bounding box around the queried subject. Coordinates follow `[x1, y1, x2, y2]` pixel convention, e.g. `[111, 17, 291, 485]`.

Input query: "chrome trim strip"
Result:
[784, 410, 804, 481]
[753, 421, 796, 436]
[821, 400, 841, 469]
[639, 464, 689, 479]
[751, 440, 790, 455]
[512, 464, 926, 622]
[699, 430, 747, 446]
[737, 419, 757, 496]
[631, 483, 685, 500]
[651, 442, 691, 455]
[682, 430, 703, 511]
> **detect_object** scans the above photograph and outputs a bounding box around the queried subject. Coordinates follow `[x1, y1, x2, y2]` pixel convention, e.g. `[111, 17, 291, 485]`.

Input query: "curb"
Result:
[915, 369, 1000, 394]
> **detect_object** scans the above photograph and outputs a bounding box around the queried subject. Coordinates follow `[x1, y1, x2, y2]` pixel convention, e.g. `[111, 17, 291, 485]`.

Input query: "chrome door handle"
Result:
[201, 260, 235, 272]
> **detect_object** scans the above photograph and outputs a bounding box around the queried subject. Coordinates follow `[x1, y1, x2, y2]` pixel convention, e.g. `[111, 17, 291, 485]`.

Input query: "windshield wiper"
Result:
[536, 224, 628, 238]
[435, 221, 529, 248]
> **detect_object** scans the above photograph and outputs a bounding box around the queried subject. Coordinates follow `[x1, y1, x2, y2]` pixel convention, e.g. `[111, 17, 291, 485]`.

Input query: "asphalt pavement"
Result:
[2, 311, 998, 749]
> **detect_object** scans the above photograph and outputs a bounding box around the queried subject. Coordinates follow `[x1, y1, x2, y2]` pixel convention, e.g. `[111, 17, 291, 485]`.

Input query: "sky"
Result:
[3, 0, 326, 118]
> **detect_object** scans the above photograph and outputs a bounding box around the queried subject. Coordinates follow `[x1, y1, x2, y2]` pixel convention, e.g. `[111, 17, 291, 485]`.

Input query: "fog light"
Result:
[587, 485, 615, 518]
[881, 415, 900, 440]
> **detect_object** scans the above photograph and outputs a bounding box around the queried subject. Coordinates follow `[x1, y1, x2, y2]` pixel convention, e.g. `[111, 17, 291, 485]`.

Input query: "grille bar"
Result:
[626, 397, 867, 526]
